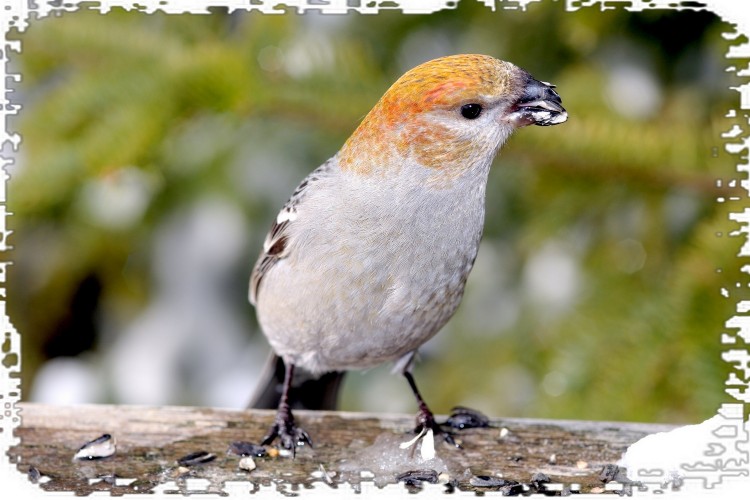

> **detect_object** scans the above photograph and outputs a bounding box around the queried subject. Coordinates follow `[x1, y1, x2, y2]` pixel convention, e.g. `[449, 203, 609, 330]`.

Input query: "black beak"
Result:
[508, 77, 568, 127]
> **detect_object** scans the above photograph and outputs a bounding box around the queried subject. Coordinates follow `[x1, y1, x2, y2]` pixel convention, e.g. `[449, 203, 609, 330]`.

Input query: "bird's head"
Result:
[338, 54, 567, 181]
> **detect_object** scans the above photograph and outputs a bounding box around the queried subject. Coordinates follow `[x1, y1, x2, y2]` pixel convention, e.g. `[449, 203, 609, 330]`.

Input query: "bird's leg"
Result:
[260, 362, 312, 455]
[403, 370, 459, 448]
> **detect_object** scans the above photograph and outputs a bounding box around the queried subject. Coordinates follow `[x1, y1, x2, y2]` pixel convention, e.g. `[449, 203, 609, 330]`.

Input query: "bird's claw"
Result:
[261, 423, 312, 450]
[414, 408, 461, 449]
[416, 423, 459, 448]
[261, 410, 312, 456]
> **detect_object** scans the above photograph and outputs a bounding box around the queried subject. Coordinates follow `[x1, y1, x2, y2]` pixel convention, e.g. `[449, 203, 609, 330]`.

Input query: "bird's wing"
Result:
[249, 158, 335, 305]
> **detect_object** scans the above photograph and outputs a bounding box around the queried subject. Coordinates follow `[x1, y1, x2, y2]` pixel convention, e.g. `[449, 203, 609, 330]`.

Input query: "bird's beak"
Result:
[507, 77, 568, 127]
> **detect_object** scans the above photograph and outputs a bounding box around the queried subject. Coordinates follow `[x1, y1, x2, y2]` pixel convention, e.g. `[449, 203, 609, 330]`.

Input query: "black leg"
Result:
[403, 370, 459, 448]
[260, 362, 312, 455]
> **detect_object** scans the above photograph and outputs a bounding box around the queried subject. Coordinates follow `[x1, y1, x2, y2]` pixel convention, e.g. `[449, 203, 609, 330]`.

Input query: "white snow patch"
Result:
[339, 433, 448, 488]
[619, 405, 750, 490]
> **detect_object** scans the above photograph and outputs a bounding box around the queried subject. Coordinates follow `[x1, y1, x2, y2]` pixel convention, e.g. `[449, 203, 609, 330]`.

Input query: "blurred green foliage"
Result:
[7, 2, 746, 423]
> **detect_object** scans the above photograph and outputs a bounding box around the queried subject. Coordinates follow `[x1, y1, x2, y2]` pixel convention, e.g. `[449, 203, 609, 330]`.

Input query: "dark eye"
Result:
[460, 103, 482, 119]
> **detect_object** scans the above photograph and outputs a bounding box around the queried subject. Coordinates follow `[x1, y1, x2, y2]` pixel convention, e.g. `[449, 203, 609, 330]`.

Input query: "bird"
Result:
[248, 54, 567, 452]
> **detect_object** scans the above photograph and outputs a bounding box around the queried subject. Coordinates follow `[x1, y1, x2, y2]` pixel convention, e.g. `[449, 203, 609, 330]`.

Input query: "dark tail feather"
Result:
[249, 353, 345, 411]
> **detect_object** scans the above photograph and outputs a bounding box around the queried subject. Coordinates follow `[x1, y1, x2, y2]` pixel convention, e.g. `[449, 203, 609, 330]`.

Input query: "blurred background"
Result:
[6, 2, 745, 425]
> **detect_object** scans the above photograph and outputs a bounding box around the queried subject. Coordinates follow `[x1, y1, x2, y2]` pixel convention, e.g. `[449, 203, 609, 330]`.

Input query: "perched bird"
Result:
[249, 54, 567, 451]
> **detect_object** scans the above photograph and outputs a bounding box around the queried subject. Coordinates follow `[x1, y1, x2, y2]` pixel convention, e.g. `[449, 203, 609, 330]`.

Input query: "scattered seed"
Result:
[504, 482, 524, 496]
[548, 453, 557, 465]
[177, 451, 215, 467]
[100, 474, 116, 485]
[315, 464, 335, 484]
[444, 480, 457, 494]
[267, 448, 279, 458]
[238, 456, 256, 472]
[396, 469, 439, 486]
[420, 428, 435, 460]
[470, 476, 523, 495]
[576, 460, 589, 469]
[74, 433, 116, 460]
[530, 472, 550, 491]
[469, 475, 507, 488]
[27, 466, 40, 483]
[499, 427, 510, 439]
[599, 463, 628, 483]
[446, 406, 490, 429]
[399, 426, 427, 450]
[227, 441, 267, 457]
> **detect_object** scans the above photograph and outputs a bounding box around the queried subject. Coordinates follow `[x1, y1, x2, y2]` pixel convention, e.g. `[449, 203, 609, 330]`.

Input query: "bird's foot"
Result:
[408, 406, 490, 450]
[261, 405, 312, 456]
[414, 406, 460, 449]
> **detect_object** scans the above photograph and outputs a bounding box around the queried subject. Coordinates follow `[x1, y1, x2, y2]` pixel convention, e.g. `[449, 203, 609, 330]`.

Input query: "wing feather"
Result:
[249, 159, 335, 305]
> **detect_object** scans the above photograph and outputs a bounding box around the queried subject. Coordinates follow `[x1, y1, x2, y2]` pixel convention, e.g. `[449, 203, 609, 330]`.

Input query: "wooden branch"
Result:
[8, 403, 674, 495]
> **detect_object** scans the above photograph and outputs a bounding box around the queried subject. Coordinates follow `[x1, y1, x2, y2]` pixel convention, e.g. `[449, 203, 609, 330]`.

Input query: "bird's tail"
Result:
[248, 353, 345, 411]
